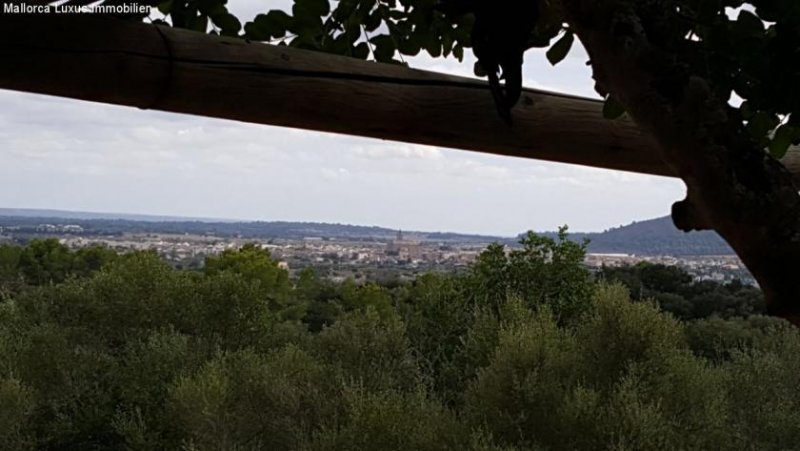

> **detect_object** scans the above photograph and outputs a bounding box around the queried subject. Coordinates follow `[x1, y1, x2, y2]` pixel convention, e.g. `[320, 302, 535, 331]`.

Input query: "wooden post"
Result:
[1, 14, 799, 183]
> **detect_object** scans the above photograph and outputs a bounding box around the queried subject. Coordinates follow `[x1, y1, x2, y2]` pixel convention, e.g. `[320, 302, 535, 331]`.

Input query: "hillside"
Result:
[569, 216, 732, 256]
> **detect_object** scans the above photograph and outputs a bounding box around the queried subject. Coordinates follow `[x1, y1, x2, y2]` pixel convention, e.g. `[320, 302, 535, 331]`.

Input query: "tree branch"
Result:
[561, 0, 800, 324]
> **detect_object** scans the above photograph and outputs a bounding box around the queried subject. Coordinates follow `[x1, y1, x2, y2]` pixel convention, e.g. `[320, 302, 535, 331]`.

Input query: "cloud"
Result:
[352, 143, 444, 162]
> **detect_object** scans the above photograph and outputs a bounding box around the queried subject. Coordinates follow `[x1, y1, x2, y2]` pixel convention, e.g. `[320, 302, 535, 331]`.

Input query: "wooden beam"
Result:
[1, 14, 799, 183]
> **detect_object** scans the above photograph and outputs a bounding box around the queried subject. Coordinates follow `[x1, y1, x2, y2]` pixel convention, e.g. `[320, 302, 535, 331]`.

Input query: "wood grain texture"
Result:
[1, 14, 798, 184]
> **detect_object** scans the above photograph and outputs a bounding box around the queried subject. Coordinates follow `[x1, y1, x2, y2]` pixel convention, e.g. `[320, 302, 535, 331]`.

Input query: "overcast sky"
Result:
[0, 1, 686, 236]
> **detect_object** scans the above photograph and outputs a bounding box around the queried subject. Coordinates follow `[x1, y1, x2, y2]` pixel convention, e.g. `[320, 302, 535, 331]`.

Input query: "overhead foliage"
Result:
[141, 0, 800, 156]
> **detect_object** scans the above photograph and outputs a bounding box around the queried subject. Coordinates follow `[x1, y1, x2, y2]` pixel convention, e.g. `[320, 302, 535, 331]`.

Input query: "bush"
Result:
[465, 305, 578, 447]
[170, 346, 337, 451]
[0, 378, 34, 451]
[466, 284, 729, 450]
[469, 228, 592, 321]
[314, 307, 421, 392]
[686, 315, 794, 361]
[1, 240, 798, 450]
[576, 284, 686, 388]
[722, 326, 800, 450]
[308, 388, 469, 451]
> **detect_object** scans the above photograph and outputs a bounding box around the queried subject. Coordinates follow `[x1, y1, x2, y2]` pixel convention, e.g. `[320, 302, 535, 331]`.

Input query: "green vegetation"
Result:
[0, 235, 797, 450]
[601, 263, 765, 320]
[0, 239, 117, 298]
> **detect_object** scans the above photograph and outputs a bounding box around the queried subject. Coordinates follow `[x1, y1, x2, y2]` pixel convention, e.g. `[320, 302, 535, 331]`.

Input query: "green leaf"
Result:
[197, 0, 226, 16]
[370, 34, 396, 62]
[265, 10, 294, 30]
[602, 96, 626, 119]
[243, 22, 269, 41]
[747, 111, 780, 140]
[425, 40, 442, 58]
[292, 0, 326, 32]
[211, 12, 241, 35]
[246, 11, 294, 40]
[473, 62, 488, 77]
[157, 0, 172, 15]
[353, 42, 370, 59]
[328, 33, 351, 54]
[188, 14, 209, 32]
[295, 0, 330, 18]
[441, 32, 454, 58]
[546, 31, 574, 66]
[290, 34, 322, 50]
[735, 10, 765, 37]
[452, 44, 464, 61]
[739, 101, 754, 120]
[364, 8, 382, 31]
[769, 124, 800, 159]
[398, 37, 421, 57]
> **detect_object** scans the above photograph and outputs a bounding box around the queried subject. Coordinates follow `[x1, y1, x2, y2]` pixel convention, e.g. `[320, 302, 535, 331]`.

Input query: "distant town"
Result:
[0, 209, 755, 285]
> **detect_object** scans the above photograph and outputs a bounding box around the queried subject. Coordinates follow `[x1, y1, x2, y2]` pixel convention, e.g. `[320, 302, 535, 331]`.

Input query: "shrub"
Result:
[169, 346, 337, 451]
[314, 307, 421, 393]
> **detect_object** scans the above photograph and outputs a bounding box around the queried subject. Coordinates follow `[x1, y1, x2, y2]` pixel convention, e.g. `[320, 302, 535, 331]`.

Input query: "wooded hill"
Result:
[560, 217, 731, 256]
